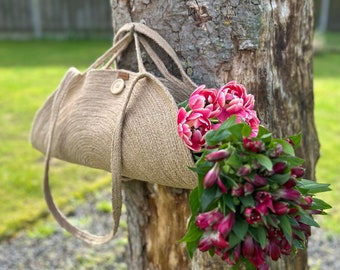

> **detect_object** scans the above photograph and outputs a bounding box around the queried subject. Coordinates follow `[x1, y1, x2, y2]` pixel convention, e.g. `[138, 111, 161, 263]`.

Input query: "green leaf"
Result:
[204, 116, 238, 146]
[255, 154, 273, 171]
[219, 115, 238, 129]
[239, 195, 255, 208]
[269, 172, 290, 185]
[204, 129, 232, 146]
[178, 99, 188, 109]
[189, 188, 201, 215]
[223, 193, 236, 212]
[226, 151, 242, 169]
[273, 139, 295, 156]
[257, 125, 272, 140]
[180, 220, 203, 243]
[186, 240, 199, 259]
[293, 239, 307, 250]
[299, 213, 320, 227]
[278, 215, 293, 244]
[242, 124, 252, 137]
[201, 185, 220, 211]
[228, 232, 242, 249]
[228, 123, 250, 140]
[232, 219, 248, 241]
[285, 156, 305, 167]
[298, 179, 331, 194]
[292, 228, 306, 242]
[288, 133, 302, 148]
[249, 226, 267, 249]
[311, 198, 332, 210]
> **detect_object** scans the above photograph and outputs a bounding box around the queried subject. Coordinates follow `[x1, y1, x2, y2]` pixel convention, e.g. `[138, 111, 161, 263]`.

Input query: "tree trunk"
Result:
[111, 1, 317, 269]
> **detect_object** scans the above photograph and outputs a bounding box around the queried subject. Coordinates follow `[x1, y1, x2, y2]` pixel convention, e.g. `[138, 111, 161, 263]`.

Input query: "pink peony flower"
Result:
[188, 85, 220, 117]
[177, 107, 211, 152]
[216, 81, 260, 136]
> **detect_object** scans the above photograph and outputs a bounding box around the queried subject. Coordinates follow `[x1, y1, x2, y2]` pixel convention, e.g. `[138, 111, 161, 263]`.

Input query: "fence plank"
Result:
[0, 0, 112, 39]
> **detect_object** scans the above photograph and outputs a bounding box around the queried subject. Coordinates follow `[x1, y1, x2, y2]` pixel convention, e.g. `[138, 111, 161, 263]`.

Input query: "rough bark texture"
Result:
[111, 1, 317, 269]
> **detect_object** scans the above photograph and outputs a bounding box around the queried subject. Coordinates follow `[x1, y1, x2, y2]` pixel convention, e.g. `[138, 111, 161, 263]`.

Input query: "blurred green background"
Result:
[0, 31, 339, 240]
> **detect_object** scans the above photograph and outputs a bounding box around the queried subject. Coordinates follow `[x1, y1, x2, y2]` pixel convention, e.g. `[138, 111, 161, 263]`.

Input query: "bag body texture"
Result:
[31, 23, 197, 244]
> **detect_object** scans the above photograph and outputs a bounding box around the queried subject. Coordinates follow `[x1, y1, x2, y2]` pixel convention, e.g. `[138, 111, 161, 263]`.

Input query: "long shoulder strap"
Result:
[43, 68, 115, 245]
[114, 23, 196, 89]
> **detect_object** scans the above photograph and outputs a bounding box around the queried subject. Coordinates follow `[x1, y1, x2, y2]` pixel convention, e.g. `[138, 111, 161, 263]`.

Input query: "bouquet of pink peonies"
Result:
[177, 81, 331, 269]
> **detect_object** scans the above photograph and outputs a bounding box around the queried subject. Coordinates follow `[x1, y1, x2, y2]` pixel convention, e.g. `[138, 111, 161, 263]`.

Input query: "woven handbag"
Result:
[31, 23, 197, 245]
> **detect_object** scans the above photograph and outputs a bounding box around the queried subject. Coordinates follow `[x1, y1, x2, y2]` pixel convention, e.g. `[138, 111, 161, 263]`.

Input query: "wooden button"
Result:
[111, 78, 125, 94]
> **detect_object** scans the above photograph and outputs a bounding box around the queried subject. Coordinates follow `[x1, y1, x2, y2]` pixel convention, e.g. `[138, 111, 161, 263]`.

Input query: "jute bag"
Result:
[31, 23, 197, 244]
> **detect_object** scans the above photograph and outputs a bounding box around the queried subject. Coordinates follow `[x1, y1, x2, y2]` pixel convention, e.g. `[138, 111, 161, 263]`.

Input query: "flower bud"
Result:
[269, 143, 283, 158]
[273, 162, 287, 174]
[203, 165, 219, 189]
[206, 149, 231, 162]
[273, 201, 290, 215]
[211, 231, 229, 249]
[274, 188, 301, 201]
[198, 236, 213, 252]
[244, 183, 254, 196]
[218, 212, 235, 236]
[291, 166, 305, 178]
[231, 183, 244, 196]
[195, 210, 223, 230]
[216, 177, 228, 194]
[237, 164, 251, 176]
[253, 174, 268, 187]
[242, 234, 255, 258]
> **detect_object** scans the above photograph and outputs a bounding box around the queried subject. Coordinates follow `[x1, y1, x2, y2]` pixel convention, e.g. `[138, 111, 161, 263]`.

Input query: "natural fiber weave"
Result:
[30, 23, 197, 244]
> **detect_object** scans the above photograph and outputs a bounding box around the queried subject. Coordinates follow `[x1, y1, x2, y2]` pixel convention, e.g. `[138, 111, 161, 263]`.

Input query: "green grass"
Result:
[0, 33, 339, 239]
[0, 40, 113, 239]
[312, 32, 340, 233]
[313, 54, 340, 232]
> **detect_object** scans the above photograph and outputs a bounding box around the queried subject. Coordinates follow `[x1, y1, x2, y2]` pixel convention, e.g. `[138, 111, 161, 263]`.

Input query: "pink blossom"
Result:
[177, 107, 211, 152]
[188, 85, 220, 117]
[244, 207, 262, 224]
[217, 81, 259, 136]
[255, 191, 274, 213]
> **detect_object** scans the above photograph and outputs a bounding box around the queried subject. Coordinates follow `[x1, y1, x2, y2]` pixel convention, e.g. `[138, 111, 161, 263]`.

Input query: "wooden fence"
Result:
[0, 0, 113, 39]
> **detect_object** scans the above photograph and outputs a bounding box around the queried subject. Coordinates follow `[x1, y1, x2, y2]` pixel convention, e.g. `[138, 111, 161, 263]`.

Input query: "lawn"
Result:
[0, 40, 113, 238]
[0, 33, 339, 239]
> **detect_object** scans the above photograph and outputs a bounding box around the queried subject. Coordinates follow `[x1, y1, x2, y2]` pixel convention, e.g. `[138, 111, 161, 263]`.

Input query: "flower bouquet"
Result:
[177, 81, 331, 269]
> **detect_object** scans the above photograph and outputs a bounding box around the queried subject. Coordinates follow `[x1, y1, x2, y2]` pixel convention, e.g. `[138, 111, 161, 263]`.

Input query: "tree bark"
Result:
[111, 1, 317, 269]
